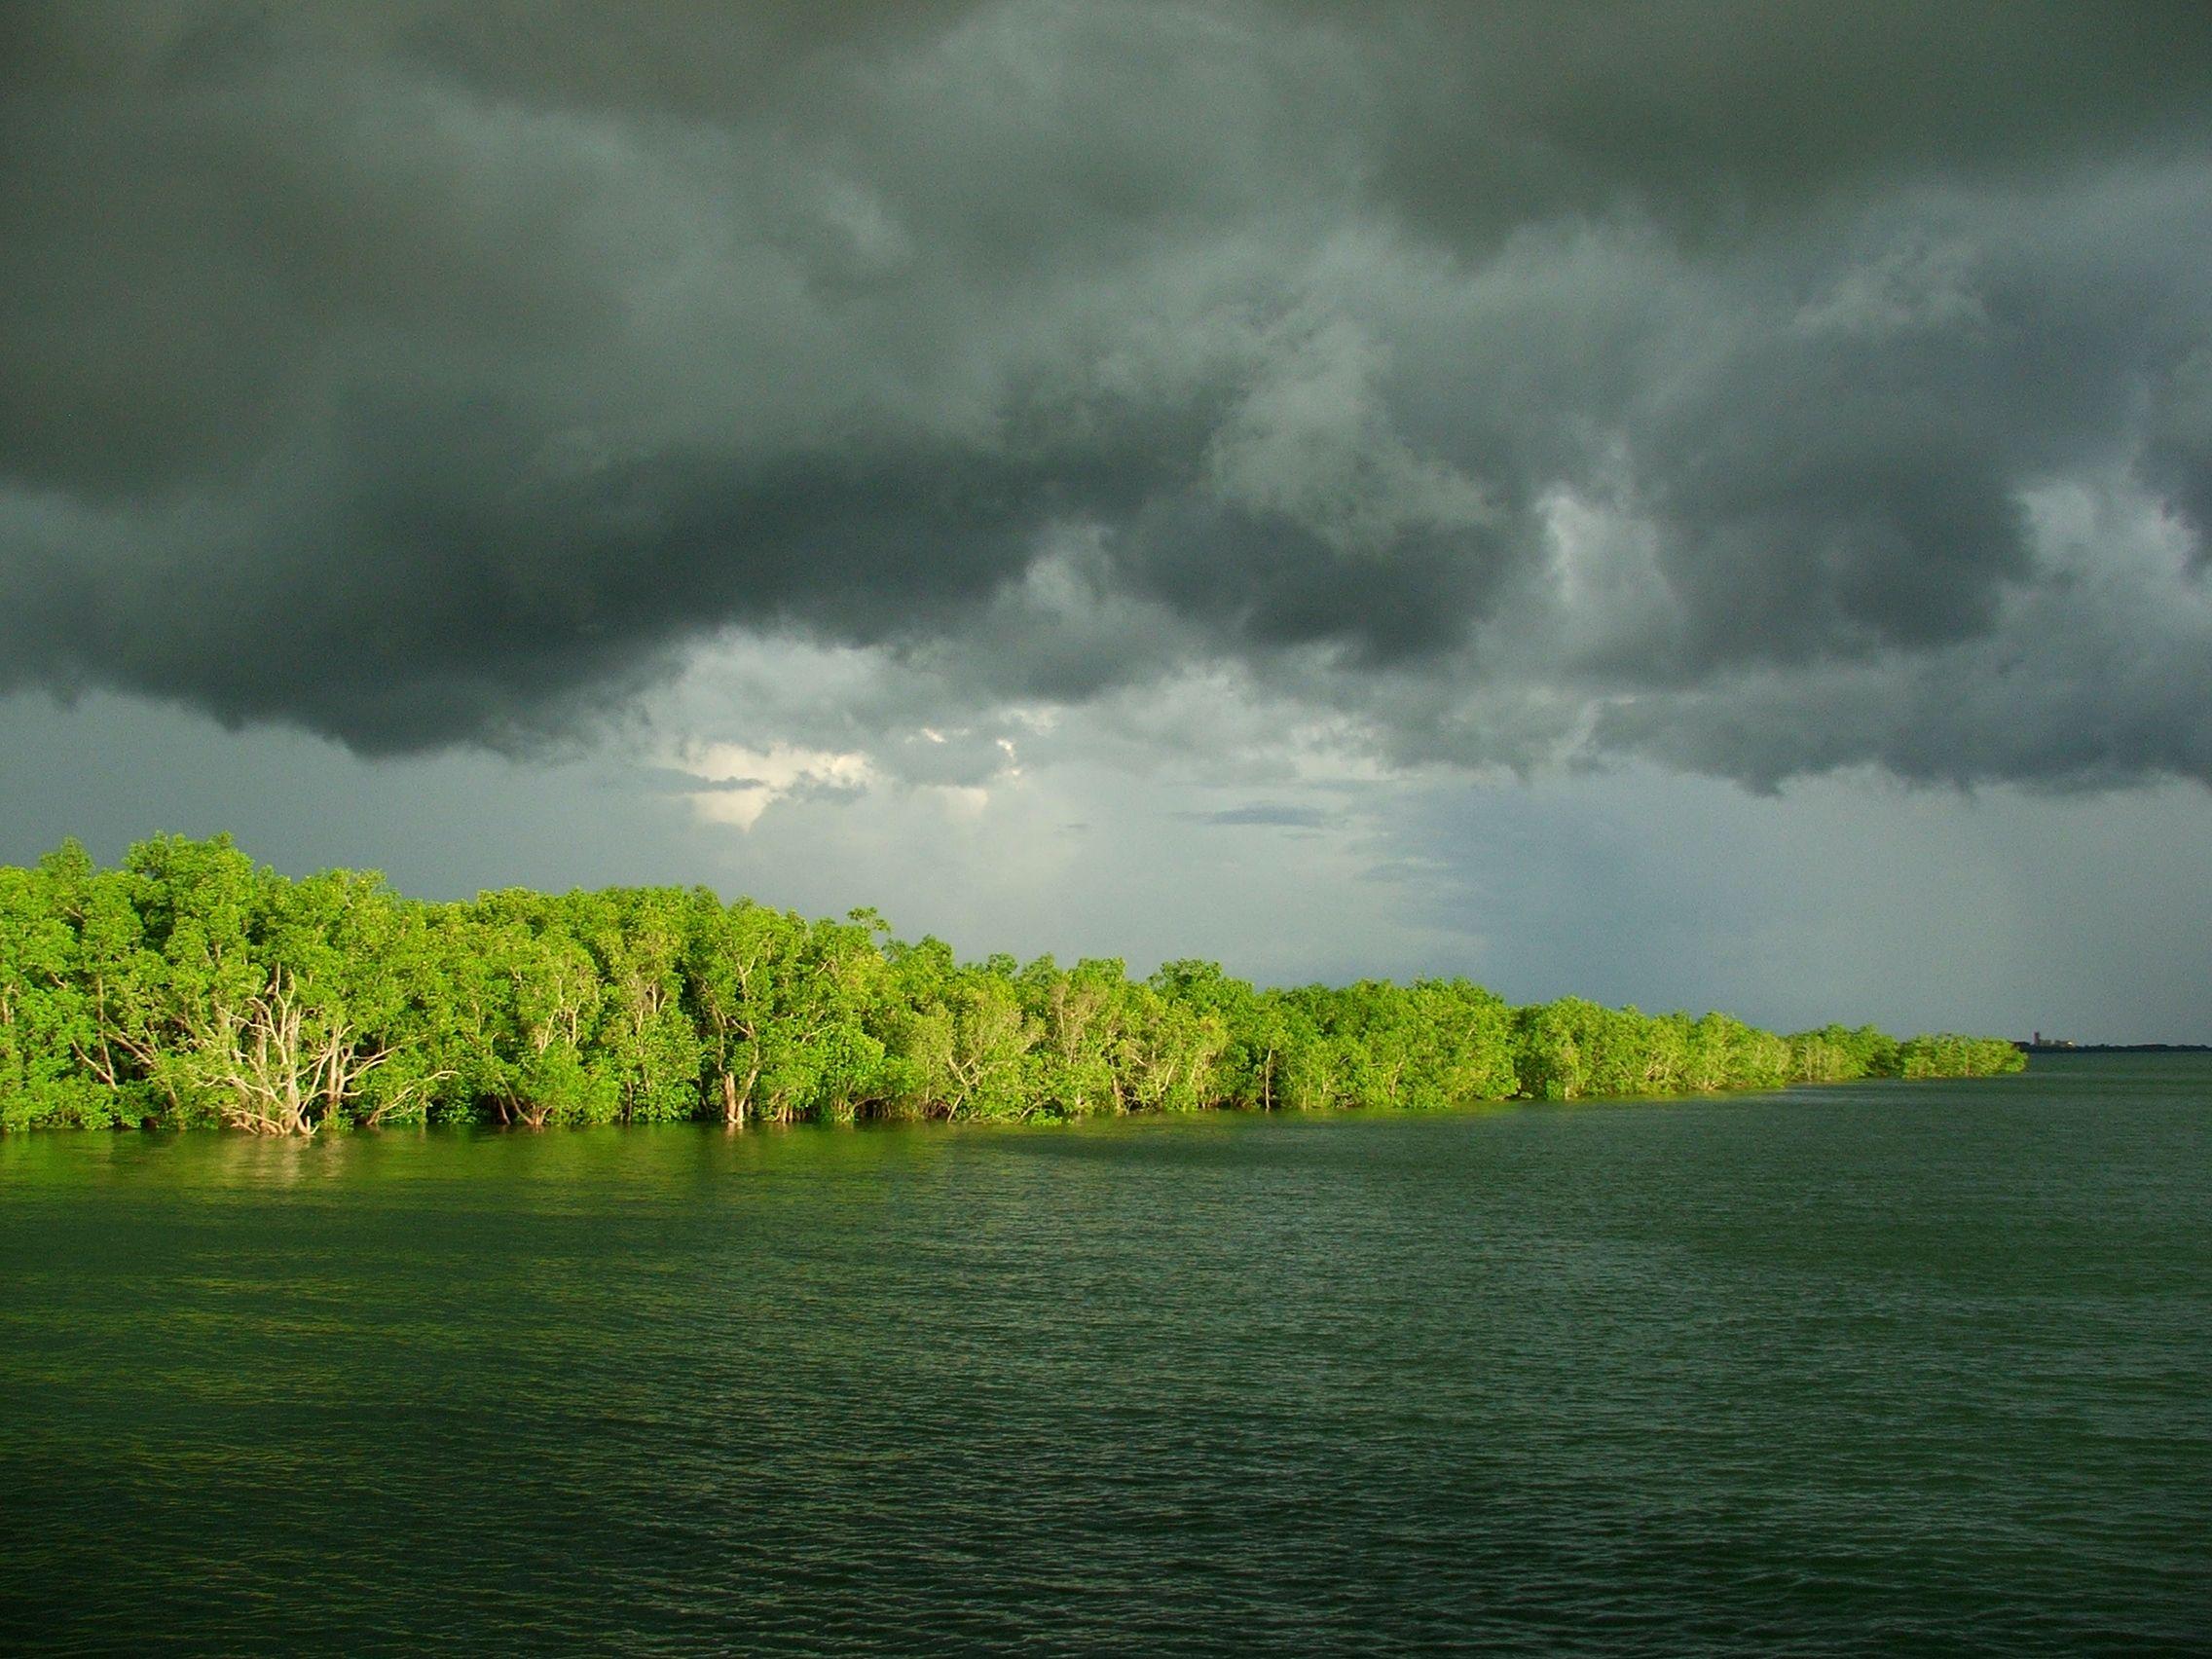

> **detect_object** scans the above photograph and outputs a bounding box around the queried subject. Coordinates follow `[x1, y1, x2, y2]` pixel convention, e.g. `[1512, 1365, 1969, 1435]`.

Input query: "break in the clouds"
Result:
[3, 1, 2210, 793]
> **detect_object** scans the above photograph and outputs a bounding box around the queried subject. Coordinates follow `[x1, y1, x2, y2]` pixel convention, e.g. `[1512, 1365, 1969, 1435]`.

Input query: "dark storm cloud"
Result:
[1354, 3, 2212, 244]
[2144, 348, 2212, 559]
[1192, 804, 1331, 830]
[2, 1, 2209, 785]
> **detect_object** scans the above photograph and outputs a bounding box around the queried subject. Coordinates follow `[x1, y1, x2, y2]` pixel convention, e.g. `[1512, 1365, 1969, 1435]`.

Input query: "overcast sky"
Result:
[3, 2, 2208, 1040]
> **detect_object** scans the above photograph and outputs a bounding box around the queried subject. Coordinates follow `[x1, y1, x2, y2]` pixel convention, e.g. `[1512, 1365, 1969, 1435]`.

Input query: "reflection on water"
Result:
[2, 1056, 2207, 1652]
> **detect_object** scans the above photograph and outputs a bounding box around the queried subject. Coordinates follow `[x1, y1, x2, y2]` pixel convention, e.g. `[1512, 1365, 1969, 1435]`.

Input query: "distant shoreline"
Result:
[2017, 1043, 2210, 1054]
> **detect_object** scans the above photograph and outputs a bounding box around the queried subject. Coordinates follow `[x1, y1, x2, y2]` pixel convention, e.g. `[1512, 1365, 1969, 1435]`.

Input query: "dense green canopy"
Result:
[0, 836, 2022, 1134]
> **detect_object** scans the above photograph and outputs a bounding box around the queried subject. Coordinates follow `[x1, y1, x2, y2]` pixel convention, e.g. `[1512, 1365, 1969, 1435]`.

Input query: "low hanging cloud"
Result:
[2, 1, 2209, 790]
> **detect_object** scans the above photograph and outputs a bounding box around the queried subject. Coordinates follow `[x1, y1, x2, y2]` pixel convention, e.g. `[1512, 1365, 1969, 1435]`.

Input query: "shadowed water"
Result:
[2, 1055, 2206, 1654]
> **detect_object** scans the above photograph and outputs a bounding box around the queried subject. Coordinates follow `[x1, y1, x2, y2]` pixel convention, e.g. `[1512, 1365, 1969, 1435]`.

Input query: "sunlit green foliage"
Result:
[1896, 1033, 2028, 1079]
[0, 836, 2025, 1134]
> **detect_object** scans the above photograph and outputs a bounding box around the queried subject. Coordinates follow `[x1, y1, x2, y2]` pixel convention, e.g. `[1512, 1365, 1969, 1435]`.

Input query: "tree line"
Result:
[0, 835, 2024, 1134]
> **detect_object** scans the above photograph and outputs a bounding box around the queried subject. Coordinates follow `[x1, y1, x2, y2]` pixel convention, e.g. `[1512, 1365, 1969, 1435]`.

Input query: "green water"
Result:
[2, 1055, 2206, 1654]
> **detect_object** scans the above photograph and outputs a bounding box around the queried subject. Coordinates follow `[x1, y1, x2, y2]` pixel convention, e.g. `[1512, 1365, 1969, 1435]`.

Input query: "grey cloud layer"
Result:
[3, 1, 2209, 785]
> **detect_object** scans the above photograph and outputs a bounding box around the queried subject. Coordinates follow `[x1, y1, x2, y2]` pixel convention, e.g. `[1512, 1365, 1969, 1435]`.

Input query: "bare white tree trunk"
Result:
[188, 970, 444, 1135]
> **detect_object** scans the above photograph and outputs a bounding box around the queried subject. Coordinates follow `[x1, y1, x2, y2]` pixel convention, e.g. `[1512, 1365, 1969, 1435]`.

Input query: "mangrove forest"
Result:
[0, 835, 2024, 1134]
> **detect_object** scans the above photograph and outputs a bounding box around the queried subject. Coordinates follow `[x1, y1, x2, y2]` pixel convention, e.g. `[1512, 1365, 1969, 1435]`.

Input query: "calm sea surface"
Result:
[2, 1054, 2206, 1654]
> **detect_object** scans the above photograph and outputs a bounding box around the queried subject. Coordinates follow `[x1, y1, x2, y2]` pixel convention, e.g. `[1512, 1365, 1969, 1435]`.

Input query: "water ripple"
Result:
[1, 1057, 2206, 1653]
